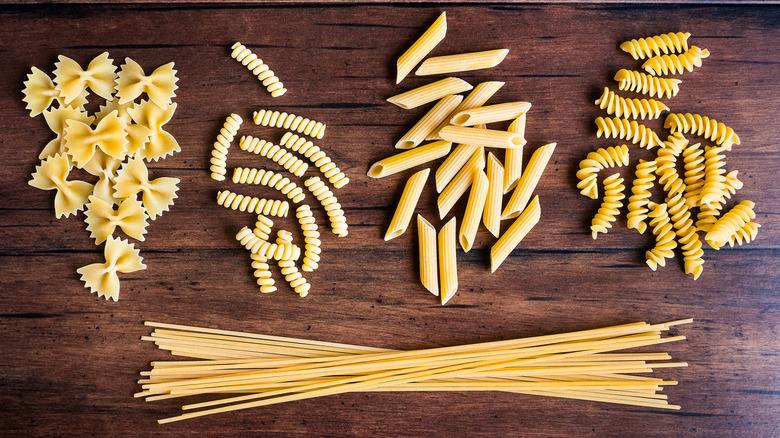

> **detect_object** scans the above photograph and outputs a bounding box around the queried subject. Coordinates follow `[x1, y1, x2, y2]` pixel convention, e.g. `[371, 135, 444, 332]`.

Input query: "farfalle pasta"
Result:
[127, 100, 180, 161]
[82, 150, 122, 204]
[84, 196, 149, 244]
[115, 58, 179, 109]
[53, 52, 118, 104]
[65, 110, 129, 167]
[113, 157, 180, 220]
[22, 67, 87, 117]
[28, 153, 93, 218]
[76, 236, 146, 301]
[39, 105, 94, 159]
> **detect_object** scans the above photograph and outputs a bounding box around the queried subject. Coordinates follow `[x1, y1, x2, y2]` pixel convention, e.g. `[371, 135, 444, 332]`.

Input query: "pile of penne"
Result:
[369, 12, 556, 305]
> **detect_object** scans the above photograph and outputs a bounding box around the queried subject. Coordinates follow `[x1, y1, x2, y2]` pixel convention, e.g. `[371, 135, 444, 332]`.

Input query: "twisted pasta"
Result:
[646, 202, 677, 271]
[705, 200, 756, 250]
[238, 136, 308, 177]
[250, 252, 276, 293]
[614, 69, 681, 99]
[209, 114, 242, 181]
[666, 190, 704, 280]
[115, 58, 178, 109]
[216, 190, 289, 217]
[232, 167, 306, 203]
[655, 140, 686, 197]
[729, 221, 760, 247]
[595, 117, 663, 149]
[64, 110, 128, 167]
[235, 227, 301, 261]
[643, 46, 710, 76]
[682, 142, 705, 207]
[590, 173, 625, 239]
[278, 260, 311, 297]
[253, 215, 274, 241]
[664, 113, 740, 150]
[620, 32, 691, 60]
[626, 159, 657, 234]
[230, 42, 287, 97]
[699, 146, 727, 207]
[53, 52, 118, 104]
[296, 205, 321, 272]
[127, 100, 180, 162]
[28, 153, 93, 218]
[695, 203, 722, 233]
[279, 132, 349, 189]
[304, 176, 348, 237]
[113, 158, 180, 220]
[84, 195, 149, 244]
[22, 67, 87, 117]
[575, 145, 629, 199]
[594, 87, 669, 120]
[253, 110, 326, 139]
[76, 236, 146, 301]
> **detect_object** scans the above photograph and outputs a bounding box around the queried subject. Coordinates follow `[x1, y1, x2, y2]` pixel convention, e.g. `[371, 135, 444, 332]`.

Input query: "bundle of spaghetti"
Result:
[210, 114, 242, 181]
[232, 167, 306, 203]
[136, 319, 691, 423]
[253, 110, 326, 139]
[239, 135, 308, 177]
[279, 132, 349, 189]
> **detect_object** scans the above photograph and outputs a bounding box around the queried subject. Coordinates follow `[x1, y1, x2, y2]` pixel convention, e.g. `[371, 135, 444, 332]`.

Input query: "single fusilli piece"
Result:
[230, 42, 286, 97]
[705, 200, 757, 250]
[642, 46, 710, 76]
[682, 142, 705, 207]
[626, 159, 657, 234]
[276, 231, 311, 297]
[699, 146, 728, 207]
[296, 204, 321, 272]
[646, 202, 677, 271]
[304, 176, 348, 237]
[666, 190, 704, 280]
[253, 110, 326, 139]
[595, 117, 663, 149]
[216, 190, 289, 217]
[664, 113, 740, 150]
[594, 87, 670, 120]
[575, 145, 629, 199]
[253, 214, 274, 241]
[250, 252, 276, 293]
[655, 135, 687, 197]
[729, 221, 760, 247]
[238, 135, 308, 177]
[236, 227, 301, 261]
[210, 114, 242, 181]
[279, 132, 350, 189]
[232, 167, 306, 203]
[620, 32, 691, 60]
[614, 69, 681, 99]
[591, 173, 625, 239]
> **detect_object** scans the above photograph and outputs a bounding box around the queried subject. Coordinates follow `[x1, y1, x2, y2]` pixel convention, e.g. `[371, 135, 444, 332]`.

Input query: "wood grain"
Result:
[1, 4, 778, 437]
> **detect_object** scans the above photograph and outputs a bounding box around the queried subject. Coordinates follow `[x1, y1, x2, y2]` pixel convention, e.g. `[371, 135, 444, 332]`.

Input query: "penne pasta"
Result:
[416, 49, 509, 76]
[438, 217, 458, 305]
[427, 81, 504, 141]
[417, 215, 439, 296]
[451, 101, 531, 126]
[491, 195, 541, 273]
[459, 168, 489, 252]
[387, 77, 473, 110]
[385, 168, 430, 241]
[504, 113, 527, 193]
[439, 125, 525, 149]
[438, 147, 484, 219]
[484, 153, 504, 237]
[502, 143, 556, 219]
[396, 95, 463, 149]
[434, 125, 484, 192]
[396, 12, 447, 84]
[368, 140, 452, 178]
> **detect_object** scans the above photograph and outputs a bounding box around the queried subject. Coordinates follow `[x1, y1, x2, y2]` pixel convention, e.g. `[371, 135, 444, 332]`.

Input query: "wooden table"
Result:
[1, 3, 778, 437]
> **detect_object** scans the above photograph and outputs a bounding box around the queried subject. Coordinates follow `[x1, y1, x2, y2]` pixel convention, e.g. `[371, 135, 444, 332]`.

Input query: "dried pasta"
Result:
[83, 151, 122, 204]
[368, 140, 452, 179]
[304, 177, 348, 237]
[428, 81, 504, 141]
[28, 153, 93, 218]
[682, 142, 705, 207]
[575, 145, 629, 200]
[591, 173, 625, 239]
[239, 135, 308, 177]
[620, 32, 691, 60]
[595, 117, 663, 149]
[253, 109, 326, 139]
[437, 147, 484, 219]
[417, 215, 438, 297]
[504, 114, 526, 193]
[396, 11, 447, 84]
[216, 190, 289, 217]
[594, 87, 669, 120]
[253, 215, 274, 241]
[279, 133, 349, 188]
[76, 236, 146, 301]
[39, 105, 94, 159]
[250, 252, 276, 293]
[483, 153, 504, 237]
[645, 202, 677, 271]
[114, 158, 180, 220]
[666, 189, 704, 280]
[655, 138, 685, 196]
[664, 113, 740, 150]
[278, 260, 310, 297]
[728, 221, 760, 247]
[84, 196, 149, 244]
[64, 110, 128, 167]
[396, 94, 463, 149]
[230, 42, 286, 97]
[387, 77, 473, 110]
[626, 159, 657, 234]
[53, 52, 117, 104]
[209, 113, 242, 181]
[450, 101, 530, 126]
[296, 205, 321, 272]
[697, 145, 728, 207]
[459, 168, 488, 252]
[115, 58, 178, 109]
[502, 143, 556, 219]
[438, 217, 458, 305]
[236, 227, 301, 261]
[614, 69, 681, 99]
[491, 195, 541, 273]
[415, 49, 509, 76]
[642, 46, 710, 76]
[127, 100, 180, 161]
[22, 67, 87, 117]
[433, 127, 483, 192]
[705, 200, 756, 250]
[232, 167, 306, 203]
[439, 125, 525, 149]
[385, 168, 429, 241]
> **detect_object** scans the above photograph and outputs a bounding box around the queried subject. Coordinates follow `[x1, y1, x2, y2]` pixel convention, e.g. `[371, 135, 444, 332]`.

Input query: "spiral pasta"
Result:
[235, 227, 301, 261]
[705, 200, 756, 250]
[699, 146, 728, 207]
[642, 46, 710, 76]
[614, 69, 681, 99]
[253, 110, 326, 139]
[279, 132, 350, 189]
[590, 173, 625, 239]
[575, 145, 629, 199]
[626, 159, 657, 234]
[682, 142, 705, 207]
[664, 113, 740, 150]
[296, 204, 321, 272]
[230, 42, 287, 97]
[210, 114, 242, 181]
[231, 167, 306, 203]
[216, 190, 289, 217]
[666, 190, 704, 280]
[238, 136, 308, 177]
[620, 32, 691, 60]
[594, 87, 669, 120]
[278, 260, 311, 297]
[250, 252, 276, 293]
[646, 202, 677, 271]
[253, 214, 274, 241]
[729, 221, 760, 247]
[595, 117, 663, 149]
[304, 176, 348, 237]
[655, 136, 686, 197]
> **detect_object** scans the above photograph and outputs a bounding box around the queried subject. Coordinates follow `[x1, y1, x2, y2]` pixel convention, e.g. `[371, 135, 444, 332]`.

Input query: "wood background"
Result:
[1, 4, 778, 437]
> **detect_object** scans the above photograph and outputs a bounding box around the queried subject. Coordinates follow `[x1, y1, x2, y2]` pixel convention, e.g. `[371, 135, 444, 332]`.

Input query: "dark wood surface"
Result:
[1, 4, 778, 437]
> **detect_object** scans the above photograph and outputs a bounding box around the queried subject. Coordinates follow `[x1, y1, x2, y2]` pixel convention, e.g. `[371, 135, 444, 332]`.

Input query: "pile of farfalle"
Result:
[24, 51, 181, 301]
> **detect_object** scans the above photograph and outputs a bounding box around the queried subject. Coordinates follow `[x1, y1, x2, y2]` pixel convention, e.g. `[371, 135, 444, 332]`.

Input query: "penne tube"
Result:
[451, 102, 531, 126]
[438, 217, 458, 305]
[396, 12, 447, 84]
[396, 95, 463, 149]
[428, 81, 504, 140]
[484, 153, 504, 237]
[504, 113, 527, 193]
[502, 143, 556, 219]
[459, 168, 489, 252]
[417, 215, 439, 296]
[385, 168, 430, 241]
[434, 125, 485, 192]
[491, 195, 541, 273]
[439, 125, 525, 149]
[368, 140, 452, 178]
[437, 147, 484, 219]
[387, 77, 473, 110]
[416, 49, 509, 76]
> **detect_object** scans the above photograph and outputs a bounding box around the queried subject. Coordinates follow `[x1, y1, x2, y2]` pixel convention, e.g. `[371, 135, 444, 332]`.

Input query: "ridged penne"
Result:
[459, 168, 489, 252]
[427, 81, 504, 140]
[417, 215, 439, 297]
[439, 125, 525, 149]
[502, 143, 556, 219]
[396, 95, 463, 149]
[396, 12, 447, 84]
[385, 168, 430, 241]
[504, 113, 527, 193]
[451, 101, 531, 126]
[438, 217, 458, 305]
[387, 77, 473, 110]
[438, 147, 485, 219]
[416, 49, 509, 76]
[484, 153, 504, 237]
[491, 195, 540, 273]
[368, 140, 452, 178]
[434, 125, 484, 192]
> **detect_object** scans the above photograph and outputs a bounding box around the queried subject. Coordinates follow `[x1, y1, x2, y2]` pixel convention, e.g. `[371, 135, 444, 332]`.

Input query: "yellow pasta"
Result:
[575, 145, 629, 200]
[278, 260, 310, 297]
[115, 58, 178, 109]
[428, 81, 504, 141]
[209, 114, 242, 181]
[699, 146, 728, 207]
[646, 202, 677, 270]
[53, 52, 117, 104]
[626, 159, 657, 234]
[728, 221, 760, 247]
[437, 147, 485, 219]
[682, 142, 705, 207]
[64, 110, 128, 167]
[236, 227, 301, 261]
[385, 168, 430, 241]
[502, 143, 556, 219]
[39, 105, 94, 159]
[642, 46, 710, 76]
[415, 49, 509, 76]
[417, 215, 439, 297]
[459, 168, 488, 252]
[250, 252, 276, 293]
[113, 158, 180, 220]
[368, 140, 452, 179]
[127, 99, 180, 162]
[504, 114, 526, 193]
[239, 135, 308, 177]
[279, 132, 349, 188]
[614, 69, 681, 99]
[666, 190, 704, 280]
[591, 174, 625, 239]
[22, 67, 87, 117]
[216, 190, 289, 217]
[438, 217, 458, 305]
[483, 153, 504, 238]
[396, 94, 463, 149]
[82, 151, 122, 204]
[230, 42, 286, 97]
[450, 101, 530, 126]
[304, 177, 348, 237]
[76, 236, 146, 301]
[232, 167, 306, 203]
[439, 125, 525, 149]
[396, 11, 447, 84]
[594, 87, 669, 120]
[253, 215, 274, 241]
[595, 117, 663, 149]
[620, 32, 691, 60]
[387, 77, 473, 110]
[253, 109, 326, 139]
[664, 113, 740, 150]
[28, 152, 93, 218]
[295, 205, 321, 272]
[84, 195, 149, 244]
[491, 195, 540, 273]
[705, 200, 756, 250]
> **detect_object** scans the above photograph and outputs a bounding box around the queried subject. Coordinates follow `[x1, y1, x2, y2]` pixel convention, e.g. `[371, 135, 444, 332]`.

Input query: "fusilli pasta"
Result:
[664, 113, 740, 150]
[642, 46, 710, 76]
[250, 252, 276, 293]
[614, 69, 681, 99]
[699, 146, 727, 207]
[279, 132, 350, 189]
[705, 200, 756, 250]
[646, 202, 677, 271]
[209, 113, 242, 181]
[296, 204, 321, 272]
[620, 32, 691, 60]
[682, 142, 705, 207]
[216, 190, 289, 217]
[576, 145, 629, 199]
[594, 87, 669, 120]
[304, 176, 348, 237]
[278, 260, 310, 297]
[626, 159, 656, 234]
[595, 117, 663, 149]
[235, 227, 301, 261]
[232, 167, 306, 203]
[591, 173, 625, 239]
[230, 42, 287, 97]
[666, 190, 704, 280]
[238, 136, 308, 177]
[253, 110, 326, 139]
